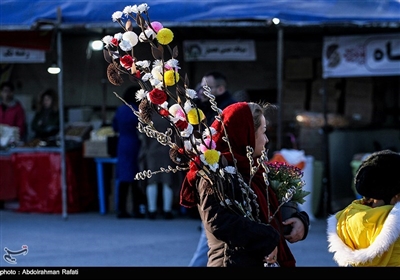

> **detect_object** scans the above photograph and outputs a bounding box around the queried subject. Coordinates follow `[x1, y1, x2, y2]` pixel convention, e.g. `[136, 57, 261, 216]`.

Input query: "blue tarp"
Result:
[1, 0, 400, 30]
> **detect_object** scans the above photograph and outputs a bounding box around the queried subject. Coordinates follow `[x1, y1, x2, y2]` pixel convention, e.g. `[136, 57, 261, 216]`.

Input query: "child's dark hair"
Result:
[355, 149, 400, 205]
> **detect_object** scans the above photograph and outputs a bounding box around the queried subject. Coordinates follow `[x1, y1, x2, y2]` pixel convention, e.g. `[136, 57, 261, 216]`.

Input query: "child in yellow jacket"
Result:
[327, 149, 400, 267]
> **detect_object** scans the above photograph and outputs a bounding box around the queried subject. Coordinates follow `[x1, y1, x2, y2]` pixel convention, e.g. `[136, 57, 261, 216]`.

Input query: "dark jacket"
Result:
[197, 91, 236, 125]
[31, 108, 59, 139]
[196, 176, 280, 267]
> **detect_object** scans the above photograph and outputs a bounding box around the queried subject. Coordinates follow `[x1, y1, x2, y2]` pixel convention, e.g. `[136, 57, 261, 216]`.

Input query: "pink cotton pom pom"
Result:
[199, 138, 216, 153]
[151, 21, 163, 32]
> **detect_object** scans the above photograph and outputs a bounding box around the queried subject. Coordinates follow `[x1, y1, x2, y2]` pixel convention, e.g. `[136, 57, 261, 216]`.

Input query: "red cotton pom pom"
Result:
[159, 108, 169, 117]
[149, 88, 167, 105]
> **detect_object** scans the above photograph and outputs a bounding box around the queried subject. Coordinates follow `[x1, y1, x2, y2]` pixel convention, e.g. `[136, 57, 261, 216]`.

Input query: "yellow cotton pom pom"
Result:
[204, 149, 220, 165]
[187, 108, 205, 125]
[156, 28, 174, 45]
[164, 70, 179, 86]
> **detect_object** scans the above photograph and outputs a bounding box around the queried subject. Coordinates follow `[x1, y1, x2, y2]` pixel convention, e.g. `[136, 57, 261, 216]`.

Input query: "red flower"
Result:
[111, 38, 119, 46]
[159, 108, 169, 117]
[193, 156, 201, 166]
[120, 55, 133, 70]
[148, 88, 167, 105]
[134, 70, 141, 79]
[175, 119, 188, 130]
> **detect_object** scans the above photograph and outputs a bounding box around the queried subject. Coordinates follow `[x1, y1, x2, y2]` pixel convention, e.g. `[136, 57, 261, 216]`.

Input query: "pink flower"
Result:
[199, 138, 216, 153]
[151, 21, 163, 32]
[266, 161, 309, 204]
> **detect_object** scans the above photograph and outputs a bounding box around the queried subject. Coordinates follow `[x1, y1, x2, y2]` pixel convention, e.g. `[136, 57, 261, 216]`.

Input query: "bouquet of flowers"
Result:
[265, 161, 310, 232]
[100, 3, 262, 222]
[266, 161, 310, 205]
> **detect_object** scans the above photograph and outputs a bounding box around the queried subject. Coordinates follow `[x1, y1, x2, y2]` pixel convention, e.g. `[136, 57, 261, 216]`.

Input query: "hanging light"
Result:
[91, 40, 103, 51]
[47, 62, 61, 74]
[86, 40, 104, 59]
[272, 18, 280, 25]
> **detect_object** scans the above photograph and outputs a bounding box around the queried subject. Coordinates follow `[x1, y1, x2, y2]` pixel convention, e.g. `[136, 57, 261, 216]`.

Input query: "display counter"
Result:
[0, 147, 97, 213]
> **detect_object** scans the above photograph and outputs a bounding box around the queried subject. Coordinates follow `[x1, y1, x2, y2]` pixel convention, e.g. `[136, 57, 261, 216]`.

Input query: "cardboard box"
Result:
[283, 81, 307, 103]
[282, 103, 305, 122]
[65, 122, 92, 142]
[298, 127, 324, 161]
[282, 81, 307, 121]
[68, 107, 93, 122]
[344, 78, 374, 125]
[83, 140, 109, 158]
[345, 78, 373, 97]
[345, 101, 373, 125]
[296, 111, 349, 128]
[310, 79, 340, 113]
[285, 58, 313, 80]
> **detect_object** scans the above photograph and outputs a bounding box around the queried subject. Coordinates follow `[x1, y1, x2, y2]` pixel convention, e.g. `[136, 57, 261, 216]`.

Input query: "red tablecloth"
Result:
[0, 154, 18, 200]
[10, 149, 97, 213]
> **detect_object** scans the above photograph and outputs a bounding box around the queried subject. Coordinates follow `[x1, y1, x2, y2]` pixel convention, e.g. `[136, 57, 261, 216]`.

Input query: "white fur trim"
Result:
[327, 202, 400, 266]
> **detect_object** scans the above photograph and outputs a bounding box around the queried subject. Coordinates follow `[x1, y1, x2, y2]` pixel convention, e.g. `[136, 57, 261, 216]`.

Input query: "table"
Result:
[0, 152, 17, 201]
[1, 147, 97, 213]
[94, 157, 119, 215]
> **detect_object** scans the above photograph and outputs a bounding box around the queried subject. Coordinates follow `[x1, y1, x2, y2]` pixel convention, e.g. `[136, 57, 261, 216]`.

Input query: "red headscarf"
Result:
[180, 102, 295, 267]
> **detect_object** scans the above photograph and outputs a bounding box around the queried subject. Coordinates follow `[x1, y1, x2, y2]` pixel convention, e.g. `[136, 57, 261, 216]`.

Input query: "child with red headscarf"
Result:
[180, 102, 310, 267]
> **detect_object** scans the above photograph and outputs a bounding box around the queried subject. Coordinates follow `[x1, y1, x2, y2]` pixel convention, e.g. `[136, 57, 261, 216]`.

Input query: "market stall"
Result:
[1, 0, 399, 217]
[0, 147, 97, 213]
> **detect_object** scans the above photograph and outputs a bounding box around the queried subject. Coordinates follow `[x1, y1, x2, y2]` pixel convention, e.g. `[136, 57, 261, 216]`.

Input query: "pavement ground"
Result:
[2, 209, 394, 279]
[0, 209, 336, 268]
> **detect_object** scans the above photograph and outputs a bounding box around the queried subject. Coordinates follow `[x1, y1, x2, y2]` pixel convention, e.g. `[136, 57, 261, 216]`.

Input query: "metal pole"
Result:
[56, 7, 68, 219]
[101, 78, 107, 125]
[321, 78, 332, 217]
[276, 26, 284, 150]
[101, 29, 108, 125]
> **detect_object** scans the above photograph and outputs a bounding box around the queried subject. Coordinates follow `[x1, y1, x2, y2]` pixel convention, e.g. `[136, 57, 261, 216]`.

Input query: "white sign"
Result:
[0, 46, 45, 63]
[323, 34, 400, 78]
[183, 40, 256, 61]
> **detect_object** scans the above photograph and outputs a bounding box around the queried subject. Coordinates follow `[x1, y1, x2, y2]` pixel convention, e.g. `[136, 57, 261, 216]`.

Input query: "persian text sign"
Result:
[183, 40, 256, 61]
[323, 34, 400, 78]
[0, 46, 45, 63]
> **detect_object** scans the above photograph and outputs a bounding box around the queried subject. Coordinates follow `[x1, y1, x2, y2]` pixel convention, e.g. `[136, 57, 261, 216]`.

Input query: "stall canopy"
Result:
[1, 0, 400, 32]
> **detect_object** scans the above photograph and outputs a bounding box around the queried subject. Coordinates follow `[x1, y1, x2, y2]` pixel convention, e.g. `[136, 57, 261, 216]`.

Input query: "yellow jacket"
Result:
[327, 200, 400, 266]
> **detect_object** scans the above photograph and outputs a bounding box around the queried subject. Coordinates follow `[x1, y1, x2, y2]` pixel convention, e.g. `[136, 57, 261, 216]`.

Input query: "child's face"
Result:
[371, 199, 385, 207]
[363, 197, 385, 207]
[364, 193, 399, 207]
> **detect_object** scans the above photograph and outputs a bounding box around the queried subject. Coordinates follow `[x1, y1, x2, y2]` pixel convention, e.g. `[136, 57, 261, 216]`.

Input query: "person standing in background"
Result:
[188, 70, 237, 266]
[112, 86, 146, 219]
[31, 88, 60, 141]
[139, 112, 180, 220]
[0, 81, 27, 142]
[196, 70, 236, 125]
